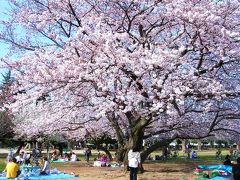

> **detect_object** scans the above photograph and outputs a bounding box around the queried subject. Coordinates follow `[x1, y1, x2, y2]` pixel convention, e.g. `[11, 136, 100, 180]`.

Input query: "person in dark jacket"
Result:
[233, 157, 240, 180]
[223, 155, 232, 166]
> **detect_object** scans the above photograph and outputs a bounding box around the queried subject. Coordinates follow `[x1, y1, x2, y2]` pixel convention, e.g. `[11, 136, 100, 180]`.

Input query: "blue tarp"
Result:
[198, 165, 232, 172]
[0, 172, 77, 180]
[211, 177, 230, 180]
[196, 164, 232, 180]
[196, 177, 230, 180]
[51, 159, 69, 163]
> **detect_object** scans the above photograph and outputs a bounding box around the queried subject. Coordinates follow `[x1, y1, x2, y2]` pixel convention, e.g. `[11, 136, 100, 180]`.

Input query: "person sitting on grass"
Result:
[223, 155, 232, 166]
[63, 152, 70, 161]
[190, 150, 198, 159]
[51, 147, 61, 161]
[70, 152, 78, 162]
[100, 154, 108, 163]
[51, 151, 59, 161]
[22, 152, 31, 165]
[15, 151, 24, 164]
[40, 157, 50, 175]
[93, 154, 108, 167]
[3, 157, 20, 179]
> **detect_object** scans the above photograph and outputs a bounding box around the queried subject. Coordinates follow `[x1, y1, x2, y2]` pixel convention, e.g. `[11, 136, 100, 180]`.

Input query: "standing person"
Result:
[162, 146, 168, 160]
[128, 147, 141, 180]
[40, 157, 51, 175]
[186, 143, 191, 159]
[233, 157, 240, 180]
[216, 148, 222, 159]
[84, 147, 91, 162]
[3, 157, 20, 179]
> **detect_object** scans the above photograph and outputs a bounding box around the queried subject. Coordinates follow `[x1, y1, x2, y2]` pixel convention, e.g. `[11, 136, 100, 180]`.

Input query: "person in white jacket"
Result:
[128, 147, 141, 180]
[70, 152, 77, 161]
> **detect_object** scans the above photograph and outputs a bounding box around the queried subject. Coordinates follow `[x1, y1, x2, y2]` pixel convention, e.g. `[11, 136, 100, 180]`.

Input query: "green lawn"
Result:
[0, 158, 5, 171]
[0, 149, 231, 172]
[146, 149, 230, 165]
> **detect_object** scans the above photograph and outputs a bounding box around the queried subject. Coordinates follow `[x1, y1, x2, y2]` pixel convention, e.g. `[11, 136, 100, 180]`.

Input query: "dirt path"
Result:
[53, 161, 197, 180]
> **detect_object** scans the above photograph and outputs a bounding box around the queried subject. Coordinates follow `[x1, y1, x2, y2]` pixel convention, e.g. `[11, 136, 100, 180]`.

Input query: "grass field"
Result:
[0, 149, 233, 180]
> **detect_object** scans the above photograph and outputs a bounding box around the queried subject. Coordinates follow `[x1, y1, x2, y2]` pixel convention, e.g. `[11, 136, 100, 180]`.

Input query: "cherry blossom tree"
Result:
[1, 0, 240, 166]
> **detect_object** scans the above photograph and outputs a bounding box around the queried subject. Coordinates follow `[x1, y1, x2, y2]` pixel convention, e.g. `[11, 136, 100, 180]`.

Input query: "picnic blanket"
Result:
[0, 172, 77, 179]
[194, 164, 232, 180]
[0, 168, 78, 180]
[51, 159, 69, 163]
[197, 165, 232, 172]
[195, 177, 230, 180]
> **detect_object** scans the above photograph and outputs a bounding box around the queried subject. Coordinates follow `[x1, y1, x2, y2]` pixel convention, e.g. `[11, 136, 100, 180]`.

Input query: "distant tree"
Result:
[0, 70, 14, 140]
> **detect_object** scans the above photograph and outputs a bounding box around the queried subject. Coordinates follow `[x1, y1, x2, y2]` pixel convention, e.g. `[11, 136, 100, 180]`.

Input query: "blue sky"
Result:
[0, 0, 11, 82]
[0, 0, 10, 58]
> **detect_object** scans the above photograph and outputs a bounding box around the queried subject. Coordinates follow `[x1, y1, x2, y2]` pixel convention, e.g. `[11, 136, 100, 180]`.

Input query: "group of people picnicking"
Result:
[1, 143, 123, 179]
[51, 147, 79, 162]
[1, 146, 82, 179]
[4, 146, 240, 180]
[130, 146, 240, 180]
[149, 146, 198, 160]
[5, 144, 240, 180]
[85, 147, 118, 167]
[93, 152, 111, 167]
[2, 149, 50, 179]
[52, 146, 121, 168]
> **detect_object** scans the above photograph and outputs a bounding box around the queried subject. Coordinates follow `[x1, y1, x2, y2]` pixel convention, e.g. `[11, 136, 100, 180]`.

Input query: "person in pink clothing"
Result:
[100, 154, 108, 163]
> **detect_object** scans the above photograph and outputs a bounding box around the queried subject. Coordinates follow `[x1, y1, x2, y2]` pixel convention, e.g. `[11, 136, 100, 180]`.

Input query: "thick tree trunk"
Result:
[117, 137, 174, 173]
[116, 129, 144, 172]
[46, 142, 50, 159]
[237, 143, 240, 150]
[141, 139, 174, 162]
[110, 113, 173, 173]
[36, 141, 39, 149]
[67, 141, 74, 150]
[117, 147, 127, 161]
[58, 144, 63, 157]
[197, 140, 202, 151]
[182, 139, 186, 152]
